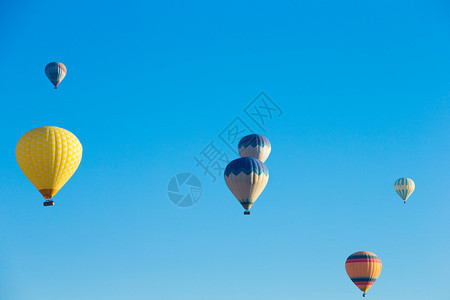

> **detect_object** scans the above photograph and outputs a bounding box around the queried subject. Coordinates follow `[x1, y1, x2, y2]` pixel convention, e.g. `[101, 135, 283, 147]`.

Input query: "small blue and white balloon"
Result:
[224, 157, 269, 214]
[394, 177, 415, 203]
[238, 134, 271, 162]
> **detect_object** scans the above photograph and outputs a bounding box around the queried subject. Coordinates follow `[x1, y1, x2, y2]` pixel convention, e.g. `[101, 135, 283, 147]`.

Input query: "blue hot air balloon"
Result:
[394, 177, 415, 204]
[224, 157, 269, 215]
[238, 134, 271, 163]
[45, 62, 67, 89]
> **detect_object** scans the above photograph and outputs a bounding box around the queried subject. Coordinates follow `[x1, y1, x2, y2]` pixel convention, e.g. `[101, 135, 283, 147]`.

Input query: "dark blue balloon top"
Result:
[224, 157, 269, 177]
[238, 134, 271, 149]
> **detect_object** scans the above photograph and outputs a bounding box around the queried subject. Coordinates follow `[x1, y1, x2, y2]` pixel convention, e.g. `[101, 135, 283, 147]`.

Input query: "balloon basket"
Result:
[43, 200, 55, 206]
[244, 211, 250, 215]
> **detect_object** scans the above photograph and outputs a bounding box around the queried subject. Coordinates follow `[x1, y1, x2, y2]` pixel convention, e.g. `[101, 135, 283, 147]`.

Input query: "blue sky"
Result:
[0, 0, 449, 299]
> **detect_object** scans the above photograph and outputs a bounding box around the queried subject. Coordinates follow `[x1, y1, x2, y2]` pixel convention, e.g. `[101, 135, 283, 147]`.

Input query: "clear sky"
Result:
[0, 0, 449, 299]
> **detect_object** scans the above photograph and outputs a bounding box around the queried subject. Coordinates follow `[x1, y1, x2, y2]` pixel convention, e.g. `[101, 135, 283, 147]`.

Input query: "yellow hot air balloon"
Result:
[16, 126, 82, 206]
[345, 251, 382, 297]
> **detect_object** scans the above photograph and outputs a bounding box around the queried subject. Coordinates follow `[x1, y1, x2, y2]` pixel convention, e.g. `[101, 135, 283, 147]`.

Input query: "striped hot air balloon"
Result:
[345, 251, 382, 297]
[45, 62, 67, 89]
[224, 157, 269, 215]
[16, 126, 82, 206]
[238, 134, 271, 163]
[394, 178, 415, 204]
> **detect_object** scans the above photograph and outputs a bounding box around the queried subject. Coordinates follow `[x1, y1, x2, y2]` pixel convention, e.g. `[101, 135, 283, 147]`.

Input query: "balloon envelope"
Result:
[45, 62, 67, 88]
[224, 157, 269, 210]
[238, 134, 271, 162]
[394, 178, 415, 202]
[16, 126, 82, 200]
[345, 251, 382, 297]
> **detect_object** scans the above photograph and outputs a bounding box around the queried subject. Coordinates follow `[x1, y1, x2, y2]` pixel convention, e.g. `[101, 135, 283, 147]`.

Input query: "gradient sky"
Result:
[0, 1, 449, 299]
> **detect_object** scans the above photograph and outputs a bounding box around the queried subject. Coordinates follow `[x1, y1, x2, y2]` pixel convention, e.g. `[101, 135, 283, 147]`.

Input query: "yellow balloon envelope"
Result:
[345, 251, 382, 297]
[16, 126, 82, 203]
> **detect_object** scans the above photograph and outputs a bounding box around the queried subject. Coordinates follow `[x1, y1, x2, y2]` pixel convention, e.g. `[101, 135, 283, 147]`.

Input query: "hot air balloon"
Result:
[345, 251, 382, 297]
[238, 134, 271, 163]
[394, 178, 415, 204]
[45, 62, 67, 89]
[224, 157, 269, 215]
[16, 126, 82, 206]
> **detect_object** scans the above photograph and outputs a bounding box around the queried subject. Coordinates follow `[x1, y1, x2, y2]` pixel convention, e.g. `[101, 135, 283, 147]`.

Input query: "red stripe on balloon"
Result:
[346, 259, 381, 263]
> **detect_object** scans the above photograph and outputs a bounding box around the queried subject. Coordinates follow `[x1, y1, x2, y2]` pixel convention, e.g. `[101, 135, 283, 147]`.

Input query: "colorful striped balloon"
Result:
[345, 251, 382, 297]
[238, 134, 271, 163]
[45, 62, 67, 89]
[224, 157, 269, 215]
[394, 177, 415, 203]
